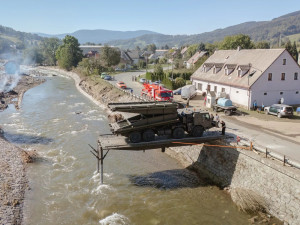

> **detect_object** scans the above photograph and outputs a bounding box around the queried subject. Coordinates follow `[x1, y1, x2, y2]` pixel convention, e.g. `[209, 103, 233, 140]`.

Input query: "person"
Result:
[253, 100, 257, 111]
[215, 113, 220, 127]
[204, 96, 207, 106]
[221, 120, 226, 135]
[210, 113, 214, 121]
[262, 103, 265, 111]
[130, 89, 133, 94]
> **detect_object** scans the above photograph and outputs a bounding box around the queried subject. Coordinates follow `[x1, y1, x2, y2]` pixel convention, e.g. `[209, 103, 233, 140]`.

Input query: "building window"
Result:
[221, 88, 225, 92]
[281, 73, 285, 81]
[280, 92, 283, 95]
[268, 73, 272, 81]
[283, 59, 286, 65]
[264, 92, 267, 95]
[207, 85, 211, 92]
[296, 91, 299, 94]
[197, 83, 202, 91]
[295, 72, 298, 80]
[214, 86, 217, 92]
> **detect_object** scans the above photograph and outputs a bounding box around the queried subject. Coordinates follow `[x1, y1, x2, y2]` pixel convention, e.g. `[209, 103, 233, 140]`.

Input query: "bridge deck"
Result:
[98, 132, 230, 151]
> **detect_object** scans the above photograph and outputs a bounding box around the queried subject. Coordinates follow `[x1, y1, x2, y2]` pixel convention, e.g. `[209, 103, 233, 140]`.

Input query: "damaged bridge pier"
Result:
[91, 134, 229, 184]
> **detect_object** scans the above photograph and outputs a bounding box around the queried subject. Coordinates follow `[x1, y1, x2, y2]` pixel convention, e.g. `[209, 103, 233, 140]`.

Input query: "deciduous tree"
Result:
[56, 35, 82, 71]
[100, 45, 121, 67]
[220, 34, 254, 50]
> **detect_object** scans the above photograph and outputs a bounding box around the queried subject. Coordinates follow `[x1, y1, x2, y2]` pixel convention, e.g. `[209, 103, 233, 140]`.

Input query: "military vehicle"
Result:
[108, 101, 215, 143]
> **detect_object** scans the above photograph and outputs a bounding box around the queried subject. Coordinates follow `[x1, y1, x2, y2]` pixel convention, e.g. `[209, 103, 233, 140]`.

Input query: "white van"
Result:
[181, 85, 197, 100]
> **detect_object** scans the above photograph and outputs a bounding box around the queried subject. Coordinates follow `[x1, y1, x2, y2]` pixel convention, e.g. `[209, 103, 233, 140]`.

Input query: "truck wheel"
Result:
[142, 129, 155, 142]
[192, 126, 204, 137]
[224, 110, 231, 116]
[129, 131, 142, 143]
[172, 127, 185, 139]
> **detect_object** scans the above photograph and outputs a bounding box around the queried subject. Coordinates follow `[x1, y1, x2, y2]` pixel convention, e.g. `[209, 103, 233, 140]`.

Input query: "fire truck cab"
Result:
[142, 83, 173, 101]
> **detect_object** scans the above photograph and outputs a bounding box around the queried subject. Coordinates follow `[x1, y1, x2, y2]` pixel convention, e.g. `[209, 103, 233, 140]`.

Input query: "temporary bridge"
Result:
[89, 133, 229, 184]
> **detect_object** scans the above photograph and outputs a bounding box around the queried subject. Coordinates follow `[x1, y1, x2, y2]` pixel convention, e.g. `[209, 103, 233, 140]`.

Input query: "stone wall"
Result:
[166, 141, 300, 225]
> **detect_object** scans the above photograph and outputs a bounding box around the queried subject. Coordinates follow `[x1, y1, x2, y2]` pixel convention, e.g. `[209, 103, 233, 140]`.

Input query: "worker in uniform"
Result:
[221, 120, 226, 135]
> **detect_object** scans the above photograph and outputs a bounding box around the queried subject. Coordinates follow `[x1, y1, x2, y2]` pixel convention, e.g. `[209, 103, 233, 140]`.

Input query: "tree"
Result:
[290, 41, 298, 62]
[154, 64, 163, 76]
[41, 38, 60, 66]
[186, 44, 199, 58]
[159, 57, 167, 64]
[220, 34, 254, 50]
[146, 44, 157, 53]
[198, 42, 206, 51]
[164, 44, 169, 50]
[56, 35, 82, 71]
[100, 45, 121, 67]
[255, 41, 270, 49]
[175, 77, 185, 88]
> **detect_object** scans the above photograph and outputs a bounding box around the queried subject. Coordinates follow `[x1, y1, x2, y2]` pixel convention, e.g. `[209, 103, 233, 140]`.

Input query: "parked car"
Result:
[117, 81, 127, 89]
[264, 104, 293, 118]
[101, 72, 109, 78]
[139, 78, 147, 84]
[104, 75, 112, 80]
[173, 88, 182, 95]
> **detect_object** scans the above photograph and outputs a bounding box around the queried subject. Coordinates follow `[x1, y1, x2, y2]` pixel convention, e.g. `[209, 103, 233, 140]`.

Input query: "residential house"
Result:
[186, 51, 207, 69]
[127, 50, 143, 64]
[180, 47, 188, 58]
[85, 50, 99, 59]
[191, 48, 300, 109]
[120, 50, 133, 65]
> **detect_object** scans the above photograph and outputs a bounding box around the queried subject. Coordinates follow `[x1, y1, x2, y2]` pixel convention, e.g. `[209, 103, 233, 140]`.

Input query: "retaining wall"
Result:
[166, 141, 300, 225]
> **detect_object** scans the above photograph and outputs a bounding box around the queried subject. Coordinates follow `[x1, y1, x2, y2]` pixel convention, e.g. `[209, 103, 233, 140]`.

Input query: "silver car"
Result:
[264, 104, 293, 118]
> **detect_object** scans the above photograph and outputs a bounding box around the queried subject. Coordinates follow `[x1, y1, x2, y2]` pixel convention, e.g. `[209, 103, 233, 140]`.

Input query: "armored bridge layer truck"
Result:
[108, 101, 215, 143]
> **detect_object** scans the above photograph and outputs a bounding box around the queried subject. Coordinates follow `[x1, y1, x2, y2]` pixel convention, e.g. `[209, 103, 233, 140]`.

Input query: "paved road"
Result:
[109, 70, 300, 161]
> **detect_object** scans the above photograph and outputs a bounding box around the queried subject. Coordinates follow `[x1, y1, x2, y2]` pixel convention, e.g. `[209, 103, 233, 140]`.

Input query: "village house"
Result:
[191, 48, 300, 109]
[186, 51, 207, 69]
[180, 47, 188, 58]
[126, 50, 143, 65]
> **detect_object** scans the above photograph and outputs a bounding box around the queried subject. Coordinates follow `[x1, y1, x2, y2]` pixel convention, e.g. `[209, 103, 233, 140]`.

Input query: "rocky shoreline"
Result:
[0, 128, 28, 225]
[0, 72, 43, 224]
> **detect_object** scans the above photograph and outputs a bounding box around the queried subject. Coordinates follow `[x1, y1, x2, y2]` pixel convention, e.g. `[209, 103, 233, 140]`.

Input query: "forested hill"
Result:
[108, 10, 300, 49]
[0, 25, 42, 51]
[37, 29, 159, 44]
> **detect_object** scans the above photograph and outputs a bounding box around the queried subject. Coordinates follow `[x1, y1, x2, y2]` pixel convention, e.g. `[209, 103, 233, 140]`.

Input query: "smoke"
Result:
[0, 61, 21, 93]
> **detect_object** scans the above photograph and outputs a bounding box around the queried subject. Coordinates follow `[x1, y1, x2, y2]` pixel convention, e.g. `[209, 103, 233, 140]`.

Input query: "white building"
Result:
[191, 48, 300, 109]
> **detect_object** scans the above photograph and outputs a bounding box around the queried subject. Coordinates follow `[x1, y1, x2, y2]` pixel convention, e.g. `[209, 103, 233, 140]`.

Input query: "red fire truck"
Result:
[141, 83, 173, 101]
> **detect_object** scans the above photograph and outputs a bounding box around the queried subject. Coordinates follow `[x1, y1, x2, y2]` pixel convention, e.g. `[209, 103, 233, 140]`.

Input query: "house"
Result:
[85, 50, 99, 58]
[191, 48, 300, 109]
[127, 50, 143, 64]
[186, 51, 207, 69]
[79, 45, 104, 55]
[180, 47, 188, 58]
[120, 51, 133, 65]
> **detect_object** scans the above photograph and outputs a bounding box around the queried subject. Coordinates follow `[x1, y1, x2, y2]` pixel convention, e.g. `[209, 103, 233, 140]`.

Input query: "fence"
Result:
[238, 138, 300, 170]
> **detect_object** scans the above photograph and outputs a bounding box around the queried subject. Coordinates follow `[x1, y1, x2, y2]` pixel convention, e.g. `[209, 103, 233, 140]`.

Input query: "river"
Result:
[0, 75, 253, 225]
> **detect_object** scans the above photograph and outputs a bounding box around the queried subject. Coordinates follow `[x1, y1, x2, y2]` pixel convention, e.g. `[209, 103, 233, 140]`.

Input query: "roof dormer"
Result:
[203, 63, 214, 72]
[212, 63, 224, 74]
[224, 64, 236, 75]
[237, 65, 250, 77]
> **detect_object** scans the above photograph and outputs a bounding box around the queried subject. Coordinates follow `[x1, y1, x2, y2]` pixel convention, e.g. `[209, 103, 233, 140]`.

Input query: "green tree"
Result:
[290, 41, 298, 61]
[186, 44, 199, 58]
[56, 35, 82, 70]
[220, 34, 254, 50]
[100, 45, 121, 67]
[255, 41, 270, 49]
[147, 44, 157, 53]
[175, 77, 185, 88]
[41, 38, 60, 66]
[154, 64, 163, 76]
[159, 57, 167, 64]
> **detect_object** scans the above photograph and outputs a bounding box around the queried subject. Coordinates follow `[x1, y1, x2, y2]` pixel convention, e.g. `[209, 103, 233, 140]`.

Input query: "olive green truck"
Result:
[108, 101, 216, 143]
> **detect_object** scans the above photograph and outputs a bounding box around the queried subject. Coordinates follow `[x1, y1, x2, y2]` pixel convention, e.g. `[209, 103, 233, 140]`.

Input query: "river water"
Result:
[0, 75, 253, 224]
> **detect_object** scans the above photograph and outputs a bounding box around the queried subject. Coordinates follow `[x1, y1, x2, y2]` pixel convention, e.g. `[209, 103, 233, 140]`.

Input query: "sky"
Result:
[0, 0, 300, 35]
